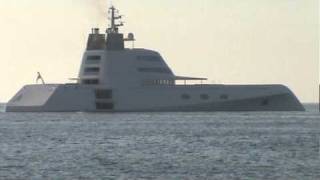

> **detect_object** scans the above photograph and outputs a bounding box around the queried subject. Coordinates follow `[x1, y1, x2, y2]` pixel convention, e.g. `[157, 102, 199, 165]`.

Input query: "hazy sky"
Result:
[0, 0, 318, 102]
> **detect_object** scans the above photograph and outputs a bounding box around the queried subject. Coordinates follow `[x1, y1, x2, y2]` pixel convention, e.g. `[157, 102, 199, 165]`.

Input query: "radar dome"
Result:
[128, 33, 135, 40]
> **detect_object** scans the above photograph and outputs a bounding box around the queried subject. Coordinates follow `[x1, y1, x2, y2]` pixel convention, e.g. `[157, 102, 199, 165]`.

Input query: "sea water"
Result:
[0, 104, 319, 179]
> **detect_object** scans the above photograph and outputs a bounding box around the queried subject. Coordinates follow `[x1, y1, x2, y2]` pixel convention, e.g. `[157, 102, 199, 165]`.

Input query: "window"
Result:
[95, 89, 112, 99]
[86, 56, 101, 64]
[82, 79, 99, 85]
[84, 67, 100, 75]
[142, 80, 174, 86]
[220, 94, 229, 100]
[12, 94, 23, 102]
[138, 68, 171, 74]
[136, 55, 161, 62]
[96, 102, 114, 110]
[181, 94, 191, 100]
[261, 99, 269, 106]
[87, 55, 101, 60]
[85, 67, 100, 73]
[200, 94, 209, 100]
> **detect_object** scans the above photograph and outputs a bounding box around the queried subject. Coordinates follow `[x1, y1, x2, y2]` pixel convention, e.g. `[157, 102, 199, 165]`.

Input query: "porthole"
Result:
[200, 94, 209, 100]
[181, 94, 191, 100]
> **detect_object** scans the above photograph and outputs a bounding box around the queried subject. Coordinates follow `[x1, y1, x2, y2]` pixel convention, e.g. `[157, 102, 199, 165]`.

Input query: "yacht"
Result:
[6, 6, 305, 112]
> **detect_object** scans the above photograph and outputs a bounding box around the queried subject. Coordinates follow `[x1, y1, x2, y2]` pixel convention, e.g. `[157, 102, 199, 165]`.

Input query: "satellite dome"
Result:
[128, 33, 135, 40]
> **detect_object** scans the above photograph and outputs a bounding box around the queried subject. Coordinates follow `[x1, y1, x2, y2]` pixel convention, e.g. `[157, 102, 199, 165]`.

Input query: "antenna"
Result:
[36, 72, 45, 85]
[107, 6, 124, 34]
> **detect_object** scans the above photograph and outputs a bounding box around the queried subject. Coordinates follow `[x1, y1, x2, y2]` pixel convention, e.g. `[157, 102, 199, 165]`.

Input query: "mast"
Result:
[107, 6, 123, 34]
[105, 6, 133, 50]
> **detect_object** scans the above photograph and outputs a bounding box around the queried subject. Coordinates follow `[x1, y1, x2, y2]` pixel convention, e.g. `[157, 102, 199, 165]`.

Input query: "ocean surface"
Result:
[0, 104, 319, 180]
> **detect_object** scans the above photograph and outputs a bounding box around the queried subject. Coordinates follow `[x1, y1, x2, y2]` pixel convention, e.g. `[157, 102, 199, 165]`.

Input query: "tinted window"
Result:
[87, 56, 101, 60]
[220, 94, 229, 100]
[82, 79, 99, 85]
[84, 67, 100, 75]
[200, 94, 209, 100]
[142, 80, 175, 86]
[261, 99, 269, 106]
[181, 94, 191, 100]
[138, 68, 171, 74]
[96, 102, 114, 110]
[95, 89, 112, 99]
[86, 56, 101, 64]
[85, 67, 100, 73]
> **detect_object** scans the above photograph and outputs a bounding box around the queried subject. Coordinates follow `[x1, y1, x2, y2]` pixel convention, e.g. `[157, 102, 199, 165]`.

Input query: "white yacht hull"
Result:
[6, 84, 305, 112]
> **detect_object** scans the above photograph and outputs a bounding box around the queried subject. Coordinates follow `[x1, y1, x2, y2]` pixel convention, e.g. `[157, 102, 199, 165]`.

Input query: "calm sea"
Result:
[0, 104, 319, 180]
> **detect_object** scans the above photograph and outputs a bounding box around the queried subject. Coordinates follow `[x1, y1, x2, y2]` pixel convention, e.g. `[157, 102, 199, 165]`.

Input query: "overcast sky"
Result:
[0, 0, 318, 102]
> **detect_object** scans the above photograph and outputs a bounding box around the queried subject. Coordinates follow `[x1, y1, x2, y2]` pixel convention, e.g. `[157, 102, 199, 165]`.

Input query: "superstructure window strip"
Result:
[137, 67, 171, 74]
